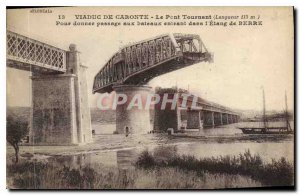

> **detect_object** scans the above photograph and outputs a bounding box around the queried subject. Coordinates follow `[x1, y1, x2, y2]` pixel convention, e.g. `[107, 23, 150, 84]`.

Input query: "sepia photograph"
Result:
[5, 6, 294, 190]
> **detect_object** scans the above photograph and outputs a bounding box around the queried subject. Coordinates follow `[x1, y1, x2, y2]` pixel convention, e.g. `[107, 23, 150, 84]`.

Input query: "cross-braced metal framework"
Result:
[6, 30, 66, 73]
[93, 33, 213, 93]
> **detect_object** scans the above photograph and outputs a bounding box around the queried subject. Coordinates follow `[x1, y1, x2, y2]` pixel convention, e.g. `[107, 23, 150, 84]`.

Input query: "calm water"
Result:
[50, 141, 293, 170]
[91, 121, 294, 135]
[49, 122, 294, 169]
[92, 123, 115, 134]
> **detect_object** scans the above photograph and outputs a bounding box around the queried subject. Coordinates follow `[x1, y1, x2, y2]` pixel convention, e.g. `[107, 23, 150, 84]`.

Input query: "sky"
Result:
[6, 7, 294, 111]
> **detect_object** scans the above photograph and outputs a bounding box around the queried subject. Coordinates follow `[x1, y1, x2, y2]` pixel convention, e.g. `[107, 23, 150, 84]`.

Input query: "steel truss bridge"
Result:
[6, 30, 67, 74]
[92, 33, 213, 93]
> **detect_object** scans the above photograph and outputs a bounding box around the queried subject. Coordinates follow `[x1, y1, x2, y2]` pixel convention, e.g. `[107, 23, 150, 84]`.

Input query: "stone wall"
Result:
[31, 75, 78, 145]
[30, 44, 92, 145]
[187, 110, 202, 129]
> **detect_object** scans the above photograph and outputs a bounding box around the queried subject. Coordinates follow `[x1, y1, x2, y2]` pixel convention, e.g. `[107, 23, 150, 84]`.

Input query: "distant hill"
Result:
[236, 108, 294, 121]
[90, 108, 116, 123]
[7, 107, 154, 124]
[6, 107, 116, 124]
[7, 107, 30, 123]
[90, 108, 155, 124]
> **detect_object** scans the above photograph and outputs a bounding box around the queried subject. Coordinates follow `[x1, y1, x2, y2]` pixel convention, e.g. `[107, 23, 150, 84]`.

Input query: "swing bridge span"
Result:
[7, 30, 239, 144]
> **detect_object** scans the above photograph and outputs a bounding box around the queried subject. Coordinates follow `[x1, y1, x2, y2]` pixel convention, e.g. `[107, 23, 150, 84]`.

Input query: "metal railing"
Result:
[7, 30, 67, 73]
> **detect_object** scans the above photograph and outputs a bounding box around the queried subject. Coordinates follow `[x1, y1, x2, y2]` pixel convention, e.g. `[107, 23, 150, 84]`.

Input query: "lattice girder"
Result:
[7, 30, 66, 73]
[93, 33, 213, 93]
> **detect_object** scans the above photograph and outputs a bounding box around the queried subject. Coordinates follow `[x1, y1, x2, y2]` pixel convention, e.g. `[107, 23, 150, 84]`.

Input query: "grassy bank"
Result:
[136, 147, 294, 187]
[7, 160, 259, 189]
[6, 148, 293, 189]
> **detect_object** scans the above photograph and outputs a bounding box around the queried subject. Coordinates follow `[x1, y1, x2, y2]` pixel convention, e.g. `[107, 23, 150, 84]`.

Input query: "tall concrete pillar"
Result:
[153, 88, 182, 132]
[177, 107, 182, 130]
[203, 111, 208, 128]
[215, 112, 221, 126]
[203, 111, 214, 128]
[67, 44, 92, 144]
[187, 110, 203, 130]
[211, 112, 215, 127]
[222, 113, 226, 125]
[213, 112, 218, 126]
[30, 44, 92, 145]
[226, 114, 229, 124]
[113, 85, 151, 134]
[200, 111, 204, 128]
[199, 111, 203, 129]
[220, 112, 223, 125]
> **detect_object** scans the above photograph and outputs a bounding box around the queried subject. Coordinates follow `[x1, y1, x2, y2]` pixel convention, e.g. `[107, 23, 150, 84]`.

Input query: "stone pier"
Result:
[222, 113, 227, 125]
[213, 112, 223, 126]
[113, 85, 152, 134]
[152, 87, 240, 131]
[30, 44, 92, 145]
[228, 114, 232, 124]
[203, 111, 215, 128]
[220, 112, 223, 125]
[226, 114, 229, 124]
[187, 109, 203, 130]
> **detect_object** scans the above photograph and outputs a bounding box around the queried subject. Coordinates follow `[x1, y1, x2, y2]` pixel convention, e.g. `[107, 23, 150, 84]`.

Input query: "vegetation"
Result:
[7, 161, 260, 189]
[6, 147, 293, 189]
[6, 116, 29, 163]
[136, 148, 294, 187]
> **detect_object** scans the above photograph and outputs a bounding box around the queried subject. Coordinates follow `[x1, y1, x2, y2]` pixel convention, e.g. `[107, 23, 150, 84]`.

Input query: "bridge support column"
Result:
[220, 113, 223, 125]
[226, 114, 229, 124]
[177, 107, 182, 131]
[213, 112, 218, 126]
[187, 109, 203, 130]
[113, 85, 152, 134]
[214, 112, 223, 126]
[199, 111, 203, 129]
[222, 113, 226, 125]
[211, 112, 215, 127]
[30, 44, 92, 145]
[30, 75, 78, 145]
[203, 111, 214, 128]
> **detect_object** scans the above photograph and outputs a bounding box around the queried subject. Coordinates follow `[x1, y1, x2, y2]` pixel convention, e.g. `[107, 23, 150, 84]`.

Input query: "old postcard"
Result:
[6, 6, 294, 189]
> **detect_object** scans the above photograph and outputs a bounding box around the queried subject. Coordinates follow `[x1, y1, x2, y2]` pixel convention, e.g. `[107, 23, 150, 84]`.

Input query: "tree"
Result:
[6, 115, 29, 163]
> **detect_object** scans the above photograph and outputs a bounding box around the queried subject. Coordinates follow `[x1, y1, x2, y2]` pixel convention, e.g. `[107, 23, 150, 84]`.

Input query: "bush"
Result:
[136, 150, 156, 168]
[7, 161, 52, 189]
[6, 116, 29, 163]
[135, 149, 294, 187]
[6, 149, 294, 189]
[7, 162, 97, 189]
[60, 166, 97, 189]
[7, 161, 260, 189]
